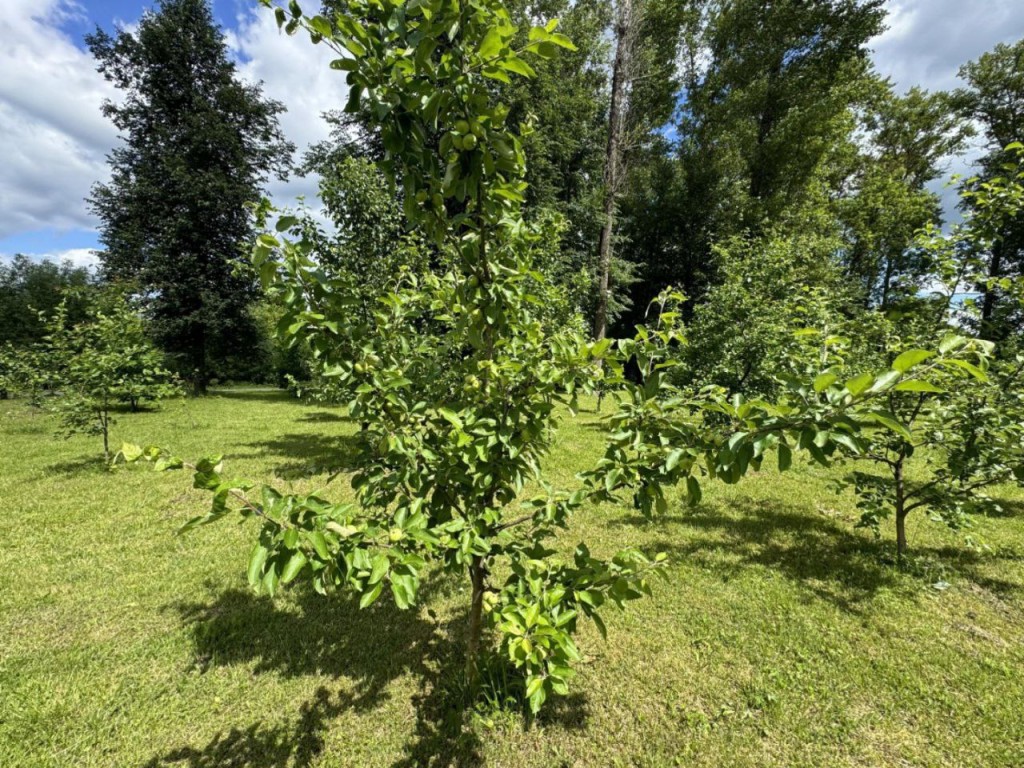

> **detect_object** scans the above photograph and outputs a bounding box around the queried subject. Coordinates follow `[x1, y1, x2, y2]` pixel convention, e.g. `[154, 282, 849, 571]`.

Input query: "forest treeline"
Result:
[2, 0, 1023, 395]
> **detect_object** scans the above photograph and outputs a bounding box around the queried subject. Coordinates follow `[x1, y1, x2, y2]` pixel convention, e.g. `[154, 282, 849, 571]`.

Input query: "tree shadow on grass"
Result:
[619, 499, 903, 614]
[235, 432, 363, 480]
[916, 543, 1024, 598]
[627, 497, 1024, 612]
[982, 496, 1024, 519]
[296, 410, 348, 424]
[46, 453, 109, 475]
[148, 572, 590, 768]
[148, 579, 486, 767]
[140, 687, 345, 768]
[208, 388, 297, 404]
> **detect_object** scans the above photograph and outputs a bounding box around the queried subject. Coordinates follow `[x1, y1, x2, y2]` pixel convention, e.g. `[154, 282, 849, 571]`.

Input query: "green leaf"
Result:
[120, 442, 143, 462]
[831, 433, 861, 454]
[937, 358, 988, 382]
[686, 475, 702, 506]
[844, 372, 873, 396]
[309, 15, 332, 38]
[528, 680, 547, 714]
[867, 411, 913, 441]
[307, 530, 330, 560]
[481, 66, 512, 83]
[498, 56, 536, 78]
[280, 551, 308, 584]
[479, 27, 503, 59]
[369, 554, 389, 585]
[892, 349, 934, 373]
[892, 379, 944, 393]
[525, 675, 544, 701]
[868, 369, 901, 394]
[938, 334, 967, 355]
[262, 566, 279, 597]
[438, 408, 463, 430]
[343, 38, 366, 57]
[330, 58, 357, 71]
[777, 442, 792, 472]
[813, 372, 837, 393]
[548, 33, 577, 51]
[247, 544, 269, 587]
[665, 449, 684, 472]
[359, 581, 383, 609]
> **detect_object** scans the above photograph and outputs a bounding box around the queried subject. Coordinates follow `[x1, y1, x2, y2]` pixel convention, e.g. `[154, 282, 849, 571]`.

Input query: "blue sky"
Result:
[1, 0, 1023, 268]
[0, 0, 347, 267]
[0, 0, 251, 261]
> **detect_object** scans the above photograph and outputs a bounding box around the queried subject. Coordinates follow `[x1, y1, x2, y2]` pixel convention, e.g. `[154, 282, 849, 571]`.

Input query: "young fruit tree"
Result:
[122, 0, 665, 714]
[47, 295, 179, 460]
[586, 287, 1006, 562]
[0, 342, 48, 404]
[588, 150, 1024, 562]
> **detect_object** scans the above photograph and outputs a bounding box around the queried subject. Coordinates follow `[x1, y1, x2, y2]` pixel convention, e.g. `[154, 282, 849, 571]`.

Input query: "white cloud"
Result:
[870, 0, 1024, 220]
[0, 1, 346, 247]
[1, 247, 100, 270]
[226, 8, 350, 208]
[0, 0, 118, 238]
[872, 0, 1024, 95]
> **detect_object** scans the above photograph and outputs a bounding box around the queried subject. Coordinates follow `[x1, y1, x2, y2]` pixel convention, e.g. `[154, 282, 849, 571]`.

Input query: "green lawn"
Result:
[2, 389, 1023, 767]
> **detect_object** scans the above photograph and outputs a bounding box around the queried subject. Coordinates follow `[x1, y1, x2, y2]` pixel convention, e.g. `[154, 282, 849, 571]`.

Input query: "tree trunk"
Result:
[894, 459, 907, 563]
[192, 326, 208, 396]
[101, 410, 110, 463]
[748, 59, 782, 204]
[980, 241, 1004, 340]
[465, 555, 487, 688]
[593, 0, 633, 343]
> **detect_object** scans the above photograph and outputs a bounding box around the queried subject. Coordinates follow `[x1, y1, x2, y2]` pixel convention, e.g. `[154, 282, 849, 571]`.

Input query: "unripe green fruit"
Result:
[462, 133, 478, 150]
[470, 120, 485, 138]
[455, 119, 470, 134]
[389, 527, 404, 542]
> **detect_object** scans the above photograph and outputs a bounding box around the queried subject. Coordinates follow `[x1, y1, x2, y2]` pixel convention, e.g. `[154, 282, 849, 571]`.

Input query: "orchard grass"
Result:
[2, 389, 1023, 767]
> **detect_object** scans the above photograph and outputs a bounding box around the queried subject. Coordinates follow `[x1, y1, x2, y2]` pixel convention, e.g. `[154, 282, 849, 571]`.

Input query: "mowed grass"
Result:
[2, 389, 1023, 768]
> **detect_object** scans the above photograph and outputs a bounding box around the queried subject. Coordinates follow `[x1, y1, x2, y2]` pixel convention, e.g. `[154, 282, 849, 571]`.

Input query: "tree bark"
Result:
[593, 0, 633, 343]
[101, 410, 110, 463]
[465, 555, 487, 688]
[980, 241, 1004, 340]
[894, 459, 907, 563]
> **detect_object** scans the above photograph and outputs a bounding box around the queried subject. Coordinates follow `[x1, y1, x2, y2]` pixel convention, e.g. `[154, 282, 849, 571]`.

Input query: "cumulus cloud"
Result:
[226, 7, 350, 207]
[0, 0, 118, 238]
[870, 0, 1024, 219]
[0, 1, 346, 247]
[0, 247, 100, 270]
[872, 0, 1024, 94]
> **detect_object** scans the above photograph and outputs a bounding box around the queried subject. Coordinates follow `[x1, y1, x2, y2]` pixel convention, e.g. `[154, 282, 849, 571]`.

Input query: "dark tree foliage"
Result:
[87, 0, 294, 394]
[954, 39, 1024, 343]
[839, 81, 972, 308]
[0, 255, 94, 346]
[617, 0, 885, 332]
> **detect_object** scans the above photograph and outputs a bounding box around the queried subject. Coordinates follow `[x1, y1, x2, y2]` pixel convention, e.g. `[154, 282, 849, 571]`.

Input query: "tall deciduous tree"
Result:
[620, 0, 884, 330]
[840, 83, 971, 308]
[954, 39, 1024, 342]
[87, 0, 294, 394]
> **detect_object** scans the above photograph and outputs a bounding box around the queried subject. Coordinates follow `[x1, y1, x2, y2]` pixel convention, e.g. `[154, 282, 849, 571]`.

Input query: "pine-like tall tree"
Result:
[87, 0, 294, 393]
